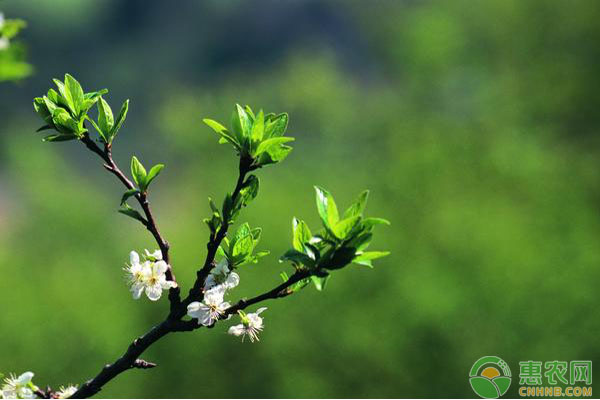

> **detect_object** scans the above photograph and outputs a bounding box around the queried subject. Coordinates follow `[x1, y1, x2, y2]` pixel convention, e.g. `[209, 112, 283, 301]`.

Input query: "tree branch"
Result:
[69, 145, 305, 398]
[71, 320, 175, 398]
[80, 135, 180, 308]
[175, 156, 254, 317]
[174, 269, 312, 332]
[70, 268, 308, 398]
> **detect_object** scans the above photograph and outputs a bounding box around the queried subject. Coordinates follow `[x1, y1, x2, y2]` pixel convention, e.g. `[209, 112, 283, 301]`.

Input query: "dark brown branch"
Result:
[80, 135, 180, 308]
[71, 265, 310, 397]
[173, 269, 312, 333]
[68, 147, 301, 398]
[174, 156, 254, 318]
[225, 269, 312, 315]
[71, 320, 174, 398]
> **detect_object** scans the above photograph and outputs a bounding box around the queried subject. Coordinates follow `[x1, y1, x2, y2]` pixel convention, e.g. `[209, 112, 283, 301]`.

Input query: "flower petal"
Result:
[145, 284, 162, 301]
[131, 284, 144, 299]
[228, 324, 245, 336]
[226, 272, 240, 288]
[255, 307, 267, 315]
[17, 372, 34, 385]
[129, 251, 140, 265]
[154, 260, 168, 275]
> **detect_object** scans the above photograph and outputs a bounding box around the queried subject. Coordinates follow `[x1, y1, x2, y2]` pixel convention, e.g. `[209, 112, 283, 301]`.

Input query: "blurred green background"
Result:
[1, 0, 600, 398]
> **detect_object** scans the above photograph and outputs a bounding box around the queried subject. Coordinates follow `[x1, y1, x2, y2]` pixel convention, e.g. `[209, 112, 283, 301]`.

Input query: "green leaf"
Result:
[279, 249, 316, 268]
[311, 275, 330, 291]
[111, 99, 129, 141]
[325, 247, 356, 270]
[53, 78, 72, 113]
[239, 175, 259, 206]
[332, 215, 361, 240]
[255, 136, 295, 156]
[343, 190, 369, 219]
[130, 156, 147, 189]
[231, 109, 244, 142]
[236, 104, 252, 137]
[51, 108, 79, 135]
[244, 105, 256, 120]
[203, 118, 227, 134]
[232, 223, 251, 243]
[257, 144, 293, 166]
[353, 251, 390, 268]
[208, 197, 219, 214]
[232, 234, 254, 264]
[84, 89, 108, 100]
[145, 164, 165, 188]
[118, 204, 147, 225]
[42, 134, 76, 142]
[222, 193, 234, 222]
[35, 124, 53, 132]
[64, 74, 84, 116]
[85, 115, 106, 142]
[203, 118, 241, 150]
[314, 186, 339, 229]
[250, 109, 264, 143]
[362, 217, 391, 230]
[33, 97, 53, 125]
[43, 96, 58, 115]
[251, 227, 262, 243]
[347, 232, 373, 251]
[264, 113, 288, 138]
[120, 188, 140, 205]
[292, 218, 312, 252]
[254, 249, 270, 259]
[97, 97, 114, 139]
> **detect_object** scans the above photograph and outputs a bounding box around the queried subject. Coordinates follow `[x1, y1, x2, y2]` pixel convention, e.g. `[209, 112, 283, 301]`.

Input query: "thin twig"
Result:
[80, 135, 180, 308]
[175, 156, 254, 317]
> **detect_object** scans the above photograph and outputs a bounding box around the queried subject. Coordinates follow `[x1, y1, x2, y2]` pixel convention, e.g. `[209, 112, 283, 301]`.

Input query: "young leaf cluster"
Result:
[204, 174, 260, 235]
[33, 73, 128, 145]
[203, 104, 293, 168]
[216, 223, 269, 267]
[280, 187, 390, 291]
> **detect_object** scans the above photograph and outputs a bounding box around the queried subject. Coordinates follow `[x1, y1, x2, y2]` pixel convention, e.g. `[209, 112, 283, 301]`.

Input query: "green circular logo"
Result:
[469, 356, 512, 398]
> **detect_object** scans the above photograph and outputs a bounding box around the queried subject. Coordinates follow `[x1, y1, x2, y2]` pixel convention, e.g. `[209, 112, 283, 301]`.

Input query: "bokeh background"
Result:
[1, 0, 600, 398]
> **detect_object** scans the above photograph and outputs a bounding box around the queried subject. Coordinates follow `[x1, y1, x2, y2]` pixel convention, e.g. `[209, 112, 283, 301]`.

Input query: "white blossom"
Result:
[228, 307, 267, 343]
[55, 385, 77, 399]
[187, 286, 230, 326]
[142, 260, 176, 301]
[1, 371, 36, 399]
[144, 249, 162, 261]
[204, 259, 239, 291]
[124, 251, 148, 299]
[124, 251, 176, 301]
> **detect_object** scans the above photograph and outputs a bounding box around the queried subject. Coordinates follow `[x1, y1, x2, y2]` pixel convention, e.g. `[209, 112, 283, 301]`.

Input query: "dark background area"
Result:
[1, 0, 600, 397]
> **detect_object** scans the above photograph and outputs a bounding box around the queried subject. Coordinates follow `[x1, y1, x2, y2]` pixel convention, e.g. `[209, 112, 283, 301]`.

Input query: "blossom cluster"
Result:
[0, 372, 77, 399]
[124, 249, 177, 301]
[186, 258, 267, 342]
